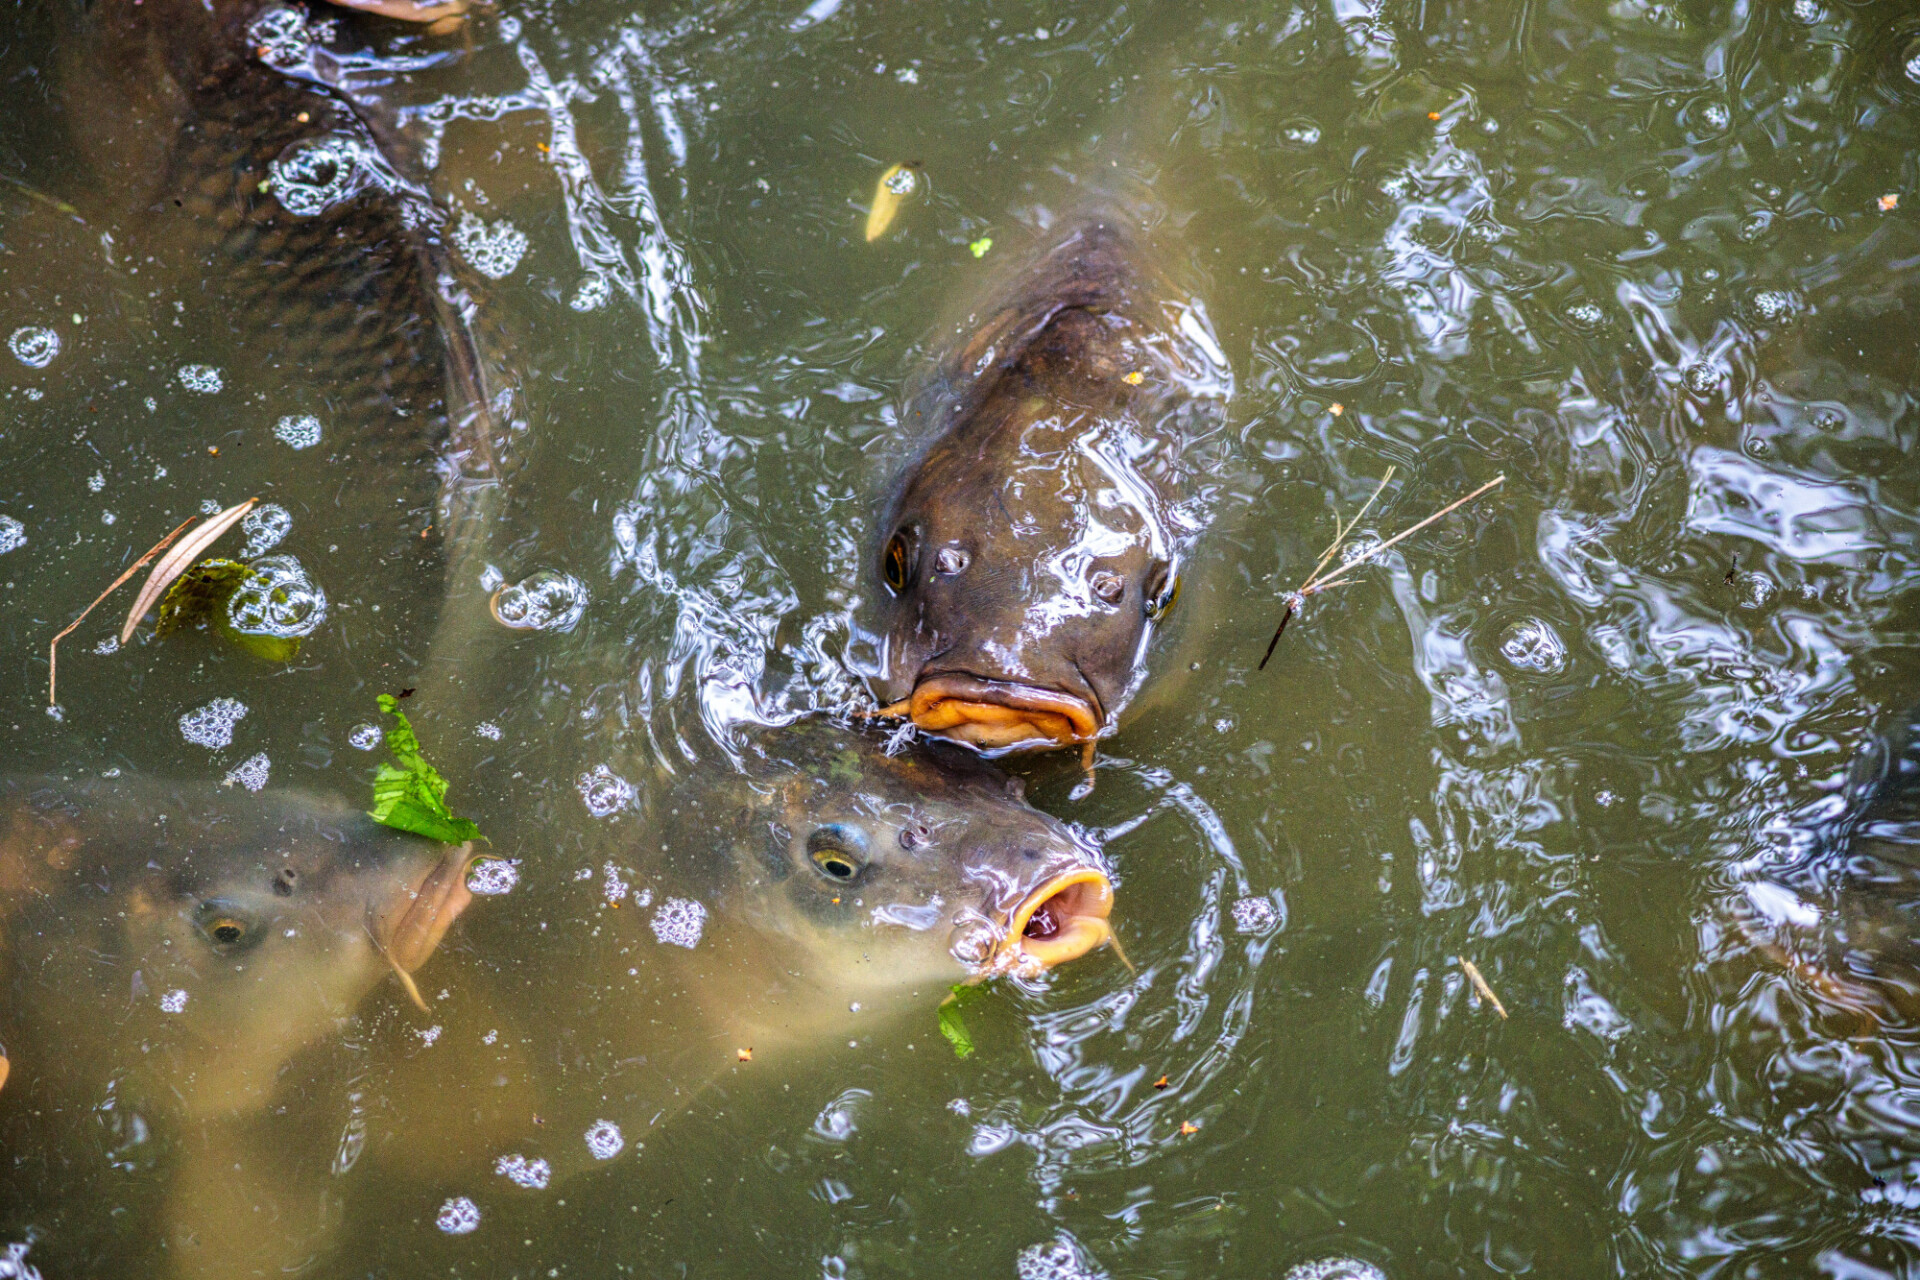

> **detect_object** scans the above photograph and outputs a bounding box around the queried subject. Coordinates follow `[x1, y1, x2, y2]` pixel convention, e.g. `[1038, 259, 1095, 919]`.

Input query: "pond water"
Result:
[4, 0, 1920, 1275]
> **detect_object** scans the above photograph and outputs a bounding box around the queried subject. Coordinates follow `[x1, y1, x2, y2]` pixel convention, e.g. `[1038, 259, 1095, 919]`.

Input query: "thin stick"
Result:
[47, 516, 197, 706]
[1458, 956, 1508, 1019]
[1294, 475, 1505, 599]
[1258, 468, 1397, 671]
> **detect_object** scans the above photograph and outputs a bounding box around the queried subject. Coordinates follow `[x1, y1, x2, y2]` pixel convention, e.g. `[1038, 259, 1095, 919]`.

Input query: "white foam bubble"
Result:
[494, 1154, 551, 1189]
[240, 504, 292, 556]
[475, 721, 502, 741]
[1231, 896, 1280, 935]
[274, 414, 323, 449]
[270, 135, 371, 217]
[491, 571, 586, 631]
[178, 365, 224, 394]
[603, 862, 631, 903]
[179, 698, 248, 749]
[570, 273, 612, 312]
[1015, 1234, 1108, 1280]
[467, 859, 520, 896]
[0, 516, 23, 555]
[650, 897, 707, 948]
[8, 326, 57, 368]
[0, 1240, 43, 1280]
[226, 555, 327, 640]
[583, 1119, 624, 1160]
[348, 723, 382, 751]
[1284, 1259, 1387, 1280]
[159, 989, 189, 1013]
[1499, 618, 1567, 674]
[577, 765, 635, 817]
[453, 212, 529, 280]
[435, 1196, 481, 1235]
[223, 753, 270, 792]
[87, 472, 104, 493]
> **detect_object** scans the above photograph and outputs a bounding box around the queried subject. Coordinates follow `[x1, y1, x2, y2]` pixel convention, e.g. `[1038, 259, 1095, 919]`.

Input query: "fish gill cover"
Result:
[367, 694, 483, 845]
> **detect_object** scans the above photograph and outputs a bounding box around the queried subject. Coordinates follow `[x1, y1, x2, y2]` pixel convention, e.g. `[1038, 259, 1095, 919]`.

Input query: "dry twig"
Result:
[1259, 472, 1506, 670]
[1458, 956, 1508, 1019]
[47, 515, 197, 707]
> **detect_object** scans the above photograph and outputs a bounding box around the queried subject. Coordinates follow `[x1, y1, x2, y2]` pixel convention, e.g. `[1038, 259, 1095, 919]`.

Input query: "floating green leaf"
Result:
[367, 693, 484, 846]
[155, 558, 300, 662]
[938, 981, 988, 1058]
[968, 236, 993, 259]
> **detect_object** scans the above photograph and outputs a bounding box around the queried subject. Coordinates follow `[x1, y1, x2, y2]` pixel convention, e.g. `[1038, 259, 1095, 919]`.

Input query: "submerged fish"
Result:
[66, 0, 508, 628]
[361, 716, 1117, 1196]
[0, 776, 472, 1275]
[866, 210, 1232, 755]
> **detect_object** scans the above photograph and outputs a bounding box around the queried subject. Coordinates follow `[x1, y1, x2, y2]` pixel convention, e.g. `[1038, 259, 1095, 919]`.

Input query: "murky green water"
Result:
[6, 0, 1920, 1274]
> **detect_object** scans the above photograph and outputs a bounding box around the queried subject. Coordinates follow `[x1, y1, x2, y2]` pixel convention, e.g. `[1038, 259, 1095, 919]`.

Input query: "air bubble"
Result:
[577, 765, 635, 817]
[435, 1197, 481, 1235]
[226, 555, 327, 641]
[584, 1119, 625, 1160]
[1790, 0, 1822, 20]
[241, 503, 292, 556]
[348, 723, 382, 751]
[650, 897, 707, 948]
[223, 753, 270, 792]
[1751, 289, 1799, 322]
[246, 6, 310, 64]
[1500, 618, 1568, 674]
[178, 365, 224, 393]
[467, 859, 520, 896]
[475, 721, 502, 741]
[1231, 896, 1280, 935]
[490, 571, 586, 631]
[270, 135, 370, 217]
[8, 326, 57, 368]
[1565, 301, 1605, 328]
[1278, 118, 1322, 148]
[159, 989, 189, 1013]
[0, 516, 24, 555]
[1682, 362, 1719, 396]
[570, 273, 612, 312]
[275, 414, 323, 449]
[1907, 47, 1920, 84]
[453, 213, 529, 280]
[1285, 1260, 1387, 1280]
[179, 698, 249, 749]
[1811, 408, 1845, 433]
[1016, 1234, 1108, 1280]
[1735, 572, 1775, 610]
[1701, 102, 1729, 131]
[494, 1154, 551, 1189]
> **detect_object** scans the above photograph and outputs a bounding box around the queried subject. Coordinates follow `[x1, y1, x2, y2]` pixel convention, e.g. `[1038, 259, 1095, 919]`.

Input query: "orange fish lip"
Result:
[993, 868, 1115, 974]
[888, 673, 1101, 751]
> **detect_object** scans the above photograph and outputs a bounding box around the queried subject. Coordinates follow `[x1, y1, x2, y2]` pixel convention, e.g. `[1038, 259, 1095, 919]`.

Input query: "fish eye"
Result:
[196, 902, 261, 952]
[806, 824, 870, 884]
[1092, 569, 1126, 605]
[1145, 564, 1179, 621]
[882, 529, 917, 594]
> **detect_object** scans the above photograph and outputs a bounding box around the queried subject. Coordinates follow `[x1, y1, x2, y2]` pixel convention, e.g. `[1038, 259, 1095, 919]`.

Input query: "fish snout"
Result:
[990, 867, 1116, 975]
[888, 672, 1102, 752]
[371, 844, 477, 1007]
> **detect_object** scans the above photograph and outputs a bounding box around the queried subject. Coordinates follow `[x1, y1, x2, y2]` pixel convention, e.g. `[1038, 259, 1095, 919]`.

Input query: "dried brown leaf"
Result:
[119, 498, 258, 645]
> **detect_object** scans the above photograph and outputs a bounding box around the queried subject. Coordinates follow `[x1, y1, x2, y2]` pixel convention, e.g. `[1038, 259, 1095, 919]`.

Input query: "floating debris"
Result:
[120, 499, 258, 645]
[1458, 956, 1508, 1019]
[865, 162, 921, 242]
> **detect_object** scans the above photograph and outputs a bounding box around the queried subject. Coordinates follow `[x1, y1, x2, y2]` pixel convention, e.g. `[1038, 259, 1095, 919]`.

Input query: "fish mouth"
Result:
[887, 673, 1101, 752]
[372, 843, 477, 1010]
[994, 869, 1116, 973]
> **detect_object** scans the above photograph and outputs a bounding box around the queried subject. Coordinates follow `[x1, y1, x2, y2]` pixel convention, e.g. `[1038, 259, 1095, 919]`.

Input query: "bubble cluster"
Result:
[240, 504, 292, 556]
[274, 414, 323, 449]
[494, 1154, 551, 1189]
[1681, 361, 1719, 396]
[468, 859, 520, 896]
[223, 753, 271, 792]
[1016, 1235, 1108, 1280]
[179, 698, 248, 749]
[1284, 1259, 1388, 1280]
[650, 897, 707, 948]
[1278, 119, 1322, 148]
[583, 1119, 625, 1160]
[1499, 618, 1568, 674]
[1734, 571, 1776, 610]
[8, 326, 57, 368]
[570, 273, 612, 312]
[159, 989, 189, 1013]
[475, 721, 502, 741]
[1701, 102, 1730, 132]
[1564, 301, 1605, 328]
[453, 212, 529, 280]
[348, 723, 382, 750]
[1231, 895, 1281, 935]
[577, 765, 635, 817]
[0, 516, 24, 555]
[435, 1197, 481, 1235]
[490, 571, 587, 631]
[270, 136, 370, 217]
[178, 365, 224, 393]
[1811, 407, 1846, 433]
[246, 6, 310, 65]
[226, 555, 327, 641]
[1751, 289, 1800, 322]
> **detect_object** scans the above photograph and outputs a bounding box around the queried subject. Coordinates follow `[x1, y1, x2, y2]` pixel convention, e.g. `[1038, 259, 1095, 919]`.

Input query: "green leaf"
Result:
[367, 693, 484, 845]
[154, 557, 301, 662]
[938, 981, 987, 1059]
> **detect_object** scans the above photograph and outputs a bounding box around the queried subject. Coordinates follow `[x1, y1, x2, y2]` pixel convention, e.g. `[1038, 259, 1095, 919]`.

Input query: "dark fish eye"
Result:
[1092, 570, 1126, 605]
[196, 902, 261, 952]
[1145, 565, 1179, 621]
[806, 824, 870, 883]
[882, 529, 917, 594]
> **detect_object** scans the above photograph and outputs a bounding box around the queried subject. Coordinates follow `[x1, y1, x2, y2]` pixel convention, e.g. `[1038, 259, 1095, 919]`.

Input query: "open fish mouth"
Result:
[884, 673, 1101, 751]
[371, 843, 477, 1010]
[993, 868, 1116, 973]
